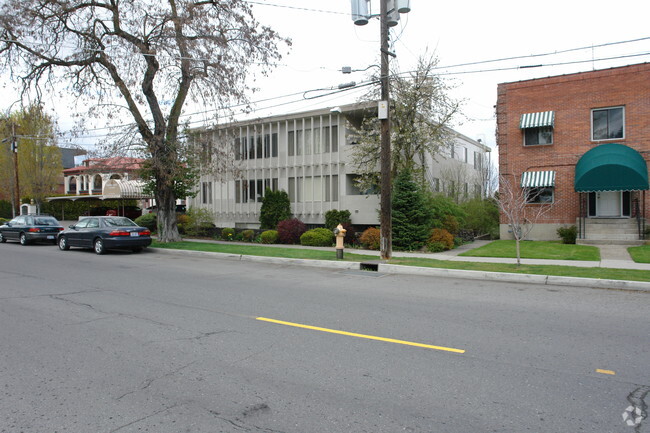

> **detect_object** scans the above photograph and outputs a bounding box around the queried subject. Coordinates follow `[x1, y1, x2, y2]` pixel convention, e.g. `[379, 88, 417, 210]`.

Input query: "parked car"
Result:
[0, 214, 63, 245]
[57, 216, 152, 254]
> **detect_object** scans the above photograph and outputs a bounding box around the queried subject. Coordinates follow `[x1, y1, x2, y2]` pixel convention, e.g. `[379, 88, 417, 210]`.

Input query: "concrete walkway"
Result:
[170, 236, 650, 271]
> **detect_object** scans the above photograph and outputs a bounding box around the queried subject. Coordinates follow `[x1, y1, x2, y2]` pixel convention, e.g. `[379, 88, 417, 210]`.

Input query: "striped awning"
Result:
[103, 179, 153, 199]
[519, 111, 555, 129]
[521, 171, 556, 188]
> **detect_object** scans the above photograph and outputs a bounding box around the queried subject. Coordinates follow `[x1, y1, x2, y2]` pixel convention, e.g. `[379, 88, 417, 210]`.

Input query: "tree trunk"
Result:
[515, 237, 521, 267]
[156, 185, 181, 243]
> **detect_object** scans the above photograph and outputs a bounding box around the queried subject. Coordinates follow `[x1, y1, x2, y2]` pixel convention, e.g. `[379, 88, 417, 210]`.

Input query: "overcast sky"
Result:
[2, 0, 649, 153]
[246, 0, 650, 149]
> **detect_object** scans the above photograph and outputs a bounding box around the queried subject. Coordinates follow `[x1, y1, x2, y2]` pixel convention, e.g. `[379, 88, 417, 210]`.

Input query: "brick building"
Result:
[497, 63, 649, 242]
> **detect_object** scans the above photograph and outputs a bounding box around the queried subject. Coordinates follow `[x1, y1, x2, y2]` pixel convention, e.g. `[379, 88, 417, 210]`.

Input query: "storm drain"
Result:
[360, 262, 379, 272]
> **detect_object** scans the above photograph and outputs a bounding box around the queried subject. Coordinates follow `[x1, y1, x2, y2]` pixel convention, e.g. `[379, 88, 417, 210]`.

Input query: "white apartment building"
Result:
[188, 103, 490, 229]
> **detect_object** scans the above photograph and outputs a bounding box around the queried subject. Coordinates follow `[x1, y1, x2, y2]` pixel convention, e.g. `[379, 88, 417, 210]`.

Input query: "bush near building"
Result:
[360, 227, 380, 250]
[300, 228, 335, 247]
[259, 189, 291, 230]
[324, 209, 352, 230]
[277, 218, 306, 244]
[557, 226, 577, 244]
[392, 170, 434, 251]
[135, 213, 157, 232]
[260, 230, 279, 244]
[428, 228, 454, 251]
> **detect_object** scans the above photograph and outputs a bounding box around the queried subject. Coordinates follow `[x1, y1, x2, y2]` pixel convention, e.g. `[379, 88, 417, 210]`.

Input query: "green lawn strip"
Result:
[388, 257, 650, 282]
[152, 240, 377, 261]
[628, 245, 650, 263]
[459, 240, 600, 261]
[152, 240, 650, 282]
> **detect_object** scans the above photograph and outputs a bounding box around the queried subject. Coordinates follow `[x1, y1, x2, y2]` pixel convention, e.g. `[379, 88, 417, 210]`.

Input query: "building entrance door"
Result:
[597, 191, 621, 217]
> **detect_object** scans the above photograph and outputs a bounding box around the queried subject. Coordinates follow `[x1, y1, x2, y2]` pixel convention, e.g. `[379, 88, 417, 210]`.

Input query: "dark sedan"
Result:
[0, 214, 63, 245]
[57, 216, 152, 254]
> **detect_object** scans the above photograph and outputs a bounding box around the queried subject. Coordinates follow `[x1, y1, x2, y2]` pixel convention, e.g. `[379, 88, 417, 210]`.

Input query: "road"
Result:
[0, 243, 648, 432]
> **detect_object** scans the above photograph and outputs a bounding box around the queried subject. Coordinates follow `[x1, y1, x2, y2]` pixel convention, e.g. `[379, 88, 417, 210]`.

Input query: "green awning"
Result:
[520, 111, 555, 129]
[574, 143, 648, 192]
[521, 170, 556, 188]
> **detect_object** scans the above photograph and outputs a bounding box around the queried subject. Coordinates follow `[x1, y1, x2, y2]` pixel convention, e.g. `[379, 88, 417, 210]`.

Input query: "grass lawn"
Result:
[458, 240, 600, 261]
[388, 257, 650, 282]
[152, 240, 650, 282]
[628, 245, 650, 263]
[152, 240, 378, 262]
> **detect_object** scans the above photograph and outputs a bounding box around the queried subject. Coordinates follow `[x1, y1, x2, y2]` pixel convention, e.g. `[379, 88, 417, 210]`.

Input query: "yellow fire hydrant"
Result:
[333, 223, 347, 259]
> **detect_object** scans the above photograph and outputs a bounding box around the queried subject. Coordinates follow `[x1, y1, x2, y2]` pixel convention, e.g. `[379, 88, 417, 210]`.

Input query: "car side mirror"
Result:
[69, 224, 76, 229]
[5, 223, 10, 227]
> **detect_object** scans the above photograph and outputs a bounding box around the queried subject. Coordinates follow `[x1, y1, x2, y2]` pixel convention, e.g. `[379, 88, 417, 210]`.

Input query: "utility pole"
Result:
[378, 0, 392, 260]
[12, 122, 19, 217]
[351, 0, 410, 259]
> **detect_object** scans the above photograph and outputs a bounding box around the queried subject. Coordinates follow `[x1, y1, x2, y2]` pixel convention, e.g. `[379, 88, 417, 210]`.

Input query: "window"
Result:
[288, 131, 295, 156]
[235, 180, 241, 203]
[524, 126, 553, 146]
[256, 135, 263, 159]
[592, 106, 624, 140]
[248, 136, 255, 159]
[201, 181, 213, 204]
[304, 129, 312, 155]
[473, 152, 483, 170]
[525, 187, 554, 204]
[323, 125, 338, 152]
[463, 147, 468, 163]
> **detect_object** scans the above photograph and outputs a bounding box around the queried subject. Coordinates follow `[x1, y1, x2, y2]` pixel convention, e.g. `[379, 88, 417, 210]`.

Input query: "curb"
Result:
[151, 248, 650, 292]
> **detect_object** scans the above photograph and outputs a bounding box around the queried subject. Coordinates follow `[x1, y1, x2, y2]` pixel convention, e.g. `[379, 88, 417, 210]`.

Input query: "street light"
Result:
[349, 0, 411, 260]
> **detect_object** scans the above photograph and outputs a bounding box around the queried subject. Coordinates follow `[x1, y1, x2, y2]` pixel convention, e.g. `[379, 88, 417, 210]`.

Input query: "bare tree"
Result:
[498, 174, 555, 266]
[350, 53, 460, 192]
[0, 0, 289, 241]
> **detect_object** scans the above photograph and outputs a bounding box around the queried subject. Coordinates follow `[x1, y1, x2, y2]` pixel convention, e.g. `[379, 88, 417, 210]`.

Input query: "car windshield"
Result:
[103, 217, 137, 227]
[34, 217, 59, 226]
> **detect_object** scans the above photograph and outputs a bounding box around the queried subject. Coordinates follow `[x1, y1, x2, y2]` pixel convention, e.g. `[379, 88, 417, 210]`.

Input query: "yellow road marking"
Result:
[596, 369, 616, 375]
[256, 317, 465, 354]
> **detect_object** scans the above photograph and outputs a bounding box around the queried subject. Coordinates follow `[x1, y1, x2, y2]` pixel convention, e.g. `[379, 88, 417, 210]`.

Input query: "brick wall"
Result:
[497, 63, 650, 233]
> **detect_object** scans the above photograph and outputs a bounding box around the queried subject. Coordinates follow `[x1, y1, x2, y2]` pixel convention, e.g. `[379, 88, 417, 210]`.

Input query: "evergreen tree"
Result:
[259, 189, 291, 229]
[392, 170, 433, 250]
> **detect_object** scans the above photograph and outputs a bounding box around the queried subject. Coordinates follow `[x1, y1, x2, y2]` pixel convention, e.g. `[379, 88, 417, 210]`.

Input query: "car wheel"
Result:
[131, 246, 143, 253]
[58, 236, 70, 251]
[19, 233, 29, 246]
[0, 232, 5, 243]
[94, 238, 106, 255]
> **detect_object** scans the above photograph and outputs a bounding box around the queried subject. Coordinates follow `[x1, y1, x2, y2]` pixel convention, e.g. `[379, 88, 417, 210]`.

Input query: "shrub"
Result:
[324, 209, 352, 230]
[277, 218, 306, 244]
[0, 217, 9, 225]
[300, 228, 335, 247]
[240, 229, 255, 242]
[221, 227, 235, 241]
[392, 170, 434, 250]
[184, 208, 216, 237]
[0, 200, 12, 219]
[428, 193, 466, 230]
[176, 213, 190, 234]
[428, 228, 454, 251]
[427, 241, 446, 253]
[360, 227, 380, 250]
[442, 215, 460, 235]
[557, 225, 577, 244]
[260, 230, 279, 244]
[342, 222, 357, 246]
[259, 189, 291, 230]
[460, 197, 499, 237]
[135, 213, 157, 232]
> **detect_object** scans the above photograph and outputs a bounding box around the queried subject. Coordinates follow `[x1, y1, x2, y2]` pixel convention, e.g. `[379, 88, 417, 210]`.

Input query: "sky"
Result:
[2, 0, 650, 154]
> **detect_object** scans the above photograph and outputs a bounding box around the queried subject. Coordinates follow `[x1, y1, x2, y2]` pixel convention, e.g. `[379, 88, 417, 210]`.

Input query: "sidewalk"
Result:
[174, 237, 650, 271]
